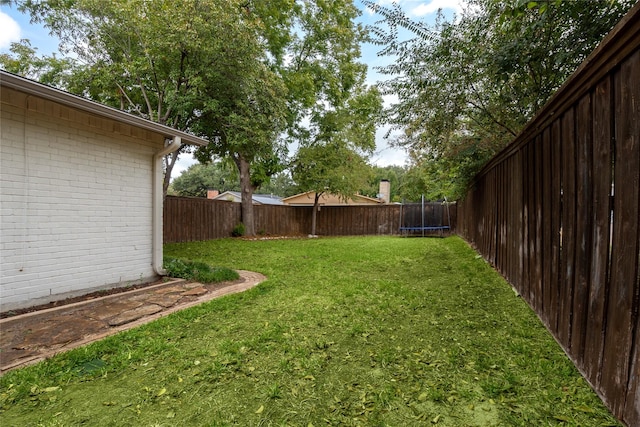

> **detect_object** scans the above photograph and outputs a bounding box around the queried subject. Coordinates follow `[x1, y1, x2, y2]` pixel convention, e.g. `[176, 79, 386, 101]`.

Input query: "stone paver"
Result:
[181, 286, 208, 296]
[0, 271, 266, 373]
[107, 304, 164, 327]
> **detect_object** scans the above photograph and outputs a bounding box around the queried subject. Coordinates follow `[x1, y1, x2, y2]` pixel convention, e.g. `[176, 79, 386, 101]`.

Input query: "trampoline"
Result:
[398, 195, 452, 237]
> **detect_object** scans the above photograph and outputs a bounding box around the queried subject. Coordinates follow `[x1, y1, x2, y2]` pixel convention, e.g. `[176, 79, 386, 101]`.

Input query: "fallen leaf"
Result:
[256, 405, 264, 414]
[574, 405, 596, 414]
[157, 388, 167, 397]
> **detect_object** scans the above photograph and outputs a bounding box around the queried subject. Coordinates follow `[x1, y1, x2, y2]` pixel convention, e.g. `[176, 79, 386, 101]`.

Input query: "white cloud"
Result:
[367, 0, 465, 18]
[171, 154, 199, 181]
[0, 11, 21, 50]
[411, 0, 465, 16]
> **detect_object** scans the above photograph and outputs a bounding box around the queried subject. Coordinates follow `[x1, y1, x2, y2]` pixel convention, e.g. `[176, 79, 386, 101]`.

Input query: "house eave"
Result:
[0, 70, 208, 147]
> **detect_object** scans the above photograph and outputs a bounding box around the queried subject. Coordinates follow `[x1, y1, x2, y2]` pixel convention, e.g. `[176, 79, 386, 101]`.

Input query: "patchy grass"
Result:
[0, 236, 620, 426]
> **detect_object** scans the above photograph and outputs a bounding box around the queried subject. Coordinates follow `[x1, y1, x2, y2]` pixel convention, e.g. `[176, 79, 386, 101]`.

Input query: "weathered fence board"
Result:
[541, 127, 553, 327]
[458, 4, 640, 425]
[572, 93, 593, 368]
[559, 106, 577, 351]
[549, 118, 563, 335]
[583, 74, 614, 386]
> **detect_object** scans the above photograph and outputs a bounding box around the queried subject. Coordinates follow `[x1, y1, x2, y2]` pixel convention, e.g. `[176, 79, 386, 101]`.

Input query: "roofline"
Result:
[282, 191, 383, 204]
[281, 190, 315, 202]
[0, 70, 208, 147]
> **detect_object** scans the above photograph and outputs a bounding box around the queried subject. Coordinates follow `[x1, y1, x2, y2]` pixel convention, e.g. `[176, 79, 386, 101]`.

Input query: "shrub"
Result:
[231, 223, 245, 237]
[163, 257, 239, 283]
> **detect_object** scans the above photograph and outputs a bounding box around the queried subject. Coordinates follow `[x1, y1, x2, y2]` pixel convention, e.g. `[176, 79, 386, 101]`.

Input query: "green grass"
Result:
[0, 236, 619, 426]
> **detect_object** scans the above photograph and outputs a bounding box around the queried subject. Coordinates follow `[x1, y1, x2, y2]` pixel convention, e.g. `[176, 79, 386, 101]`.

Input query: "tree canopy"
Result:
[15, 0, 269, 198]
[170, 162, 239, 198]
[8, 0, 381, 236]
[366, 0, 635, 199]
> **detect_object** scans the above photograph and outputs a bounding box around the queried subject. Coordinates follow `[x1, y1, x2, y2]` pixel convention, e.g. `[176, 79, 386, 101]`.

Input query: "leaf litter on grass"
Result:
[0, 236, 621, 426]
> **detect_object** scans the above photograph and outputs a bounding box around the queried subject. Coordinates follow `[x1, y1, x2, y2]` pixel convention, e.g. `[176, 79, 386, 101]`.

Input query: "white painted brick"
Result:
[1, 88, 165, 310]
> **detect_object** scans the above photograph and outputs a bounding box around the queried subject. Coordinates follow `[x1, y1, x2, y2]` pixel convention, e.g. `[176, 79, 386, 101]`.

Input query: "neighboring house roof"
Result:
[212, 191, 285, 205]
[282, 191, 383, 206]
[0, 70, 208, 147]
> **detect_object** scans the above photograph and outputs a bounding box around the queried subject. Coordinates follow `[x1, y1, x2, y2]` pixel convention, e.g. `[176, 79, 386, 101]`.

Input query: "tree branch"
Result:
[115, 82, 144, 116]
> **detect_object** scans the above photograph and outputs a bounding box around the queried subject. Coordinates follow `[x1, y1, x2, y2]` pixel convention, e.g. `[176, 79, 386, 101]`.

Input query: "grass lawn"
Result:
[0, 236, 619, 426]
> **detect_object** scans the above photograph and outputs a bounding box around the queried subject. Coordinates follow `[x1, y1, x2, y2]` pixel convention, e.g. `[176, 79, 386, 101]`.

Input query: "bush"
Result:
[231, 223, 245, 237]
[163, 257, 239, 283]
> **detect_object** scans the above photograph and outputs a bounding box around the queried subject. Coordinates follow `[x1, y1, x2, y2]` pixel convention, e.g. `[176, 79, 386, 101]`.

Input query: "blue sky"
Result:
[0, 0, 464, 175]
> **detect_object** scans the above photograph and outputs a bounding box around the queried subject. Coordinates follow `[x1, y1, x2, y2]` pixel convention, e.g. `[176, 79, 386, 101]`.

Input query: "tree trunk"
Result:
[235, 154, 256, 236]
[163, 150, 181, 198]
[310, 192, 322, 236]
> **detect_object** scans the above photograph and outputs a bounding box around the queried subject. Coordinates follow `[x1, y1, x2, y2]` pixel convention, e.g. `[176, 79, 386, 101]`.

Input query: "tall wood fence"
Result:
[164, 196, 456, 242]
[457, 4, 639, 425]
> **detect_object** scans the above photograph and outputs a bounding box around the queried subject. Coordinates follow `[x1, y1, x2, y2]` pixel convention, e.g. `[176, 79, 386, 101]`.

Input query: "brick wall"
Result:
[1, 87, 165, 311]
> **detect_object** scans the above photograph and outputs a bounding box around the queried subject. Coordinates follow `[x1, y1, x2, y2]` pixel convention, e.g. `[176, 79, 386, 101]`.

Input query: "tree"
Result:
[289, 81, 382, 235]
[193, 0, 380, 235]
[359, 165, 407, 202]
[366, 0, 635, 198]
[193, 53, 289, 236]
[17, 0, 279, 198]
[258, 172, 297, 198]
[14, 0, 381, 235]
[289, 74, 382, 235]
[170, 162, 239, 198]
[292, 143, 372, 236]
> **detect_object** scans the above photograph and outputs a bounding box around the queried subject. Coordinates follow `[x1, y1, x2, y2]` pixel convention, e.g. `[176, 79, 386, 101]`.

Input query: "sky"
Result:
[0, 0, 464, 178]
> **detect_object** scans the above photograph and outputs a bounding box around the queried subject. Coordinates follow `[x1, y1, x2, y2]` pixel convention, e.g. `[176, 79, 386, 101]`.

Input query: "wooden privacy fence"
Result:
[458, 4, 639, 426]
[164, 196, 456, 242]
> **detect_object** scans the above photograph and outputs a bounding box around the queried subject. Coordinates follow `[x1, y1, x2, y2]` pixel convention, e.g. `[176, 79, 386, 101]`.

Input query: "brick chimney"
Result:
[378, 180, 390, 204]
[207, 189, 219, 199]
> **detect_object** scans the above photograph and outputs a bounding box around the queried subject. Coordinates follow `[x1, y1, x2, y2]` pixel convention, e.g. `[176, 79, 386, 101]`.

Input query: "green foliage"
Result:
[288, 56, 383, 234]
[12, 0, 381, 234]
[359, 165, 408, 202]
[163, 257, 238, 283]
[292, 144, 372, 199]
[231, 223, 245, 237]
[170, 162, 296, 198]
[0, 237, 620, 426]
[0, 40, 76, 88]
[171, 162, 240, 198]
[366, 0, 635, 198]
[16, 0, 277, 199]
[292, 143, 373, 235]
[256, 171, 297, 197]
